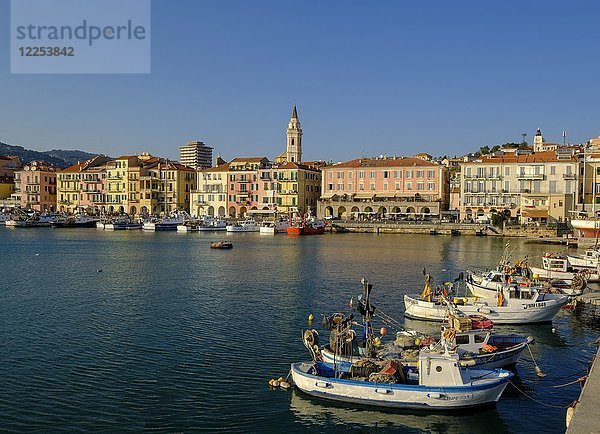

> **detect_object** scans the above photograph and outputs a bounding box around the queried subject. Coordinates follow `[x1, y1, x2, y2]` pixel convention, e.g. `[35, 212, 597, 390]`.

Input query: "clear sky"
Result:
[1, 0, 600, 162]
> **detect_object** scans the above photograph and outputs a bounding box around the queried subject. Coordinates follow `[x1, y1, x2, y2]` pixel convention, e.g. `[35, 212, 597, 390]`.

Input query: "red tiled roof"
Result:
[463, 151, 577, 164]
[230, 157, 269, 163]
[328, 157, 440, 169]
[277, 162, 320, 171]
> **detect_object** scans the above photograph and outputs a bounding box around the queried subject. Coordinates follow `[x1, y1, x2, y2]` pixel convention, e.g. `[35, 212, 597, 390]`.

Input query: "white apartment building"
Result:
[460, 150, 579, 224]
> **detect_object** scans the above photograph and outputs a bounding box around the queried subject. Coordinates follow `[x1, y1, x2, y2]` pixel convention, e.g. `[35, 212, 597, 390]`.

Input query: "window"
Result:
[348, 171, 353, 179]
[549, 181, 557, 193]
[428, 182, 435, 191]
[416, 170, 424, 178]
[359, 183, 364, 191]
[406, 182, 412, 191]
[383, 171, 389, 179]
[337, 183, 344, 191]
[550, 166, 556, 175]
[370, 171, 376, 179]
[328, 172, 333, 179]
[406, 170, 413, 178]
[395, 182, 400, 190]
[504, 167, 510, 176]
[394, 171, 401, 178]
[370, 183, 375, 190]
[504, 181, 509, 192]
[427, 170, 435, 178]
[417, 182, 424, 191]
[348, 183, 353, 190]
[383, 182, 388, 190]
[358, 171, 364, 179]
[337, 171, 344, 179]
[328, 183, 333, 191]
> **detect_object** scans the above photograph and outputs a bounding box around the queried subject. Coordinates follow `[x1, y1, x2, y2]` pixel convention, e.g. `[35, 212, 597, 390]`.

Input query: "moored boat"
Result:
[528, 253, 600, 283]
[291, 346, 512, 410]
[142, 214, 186, 231]
[226, 218, 259, 232]
[197, 215, 228, 231]
[259, 218, 289, 234]
[404, 274, 568, 324]
[286, 215, 325, 235]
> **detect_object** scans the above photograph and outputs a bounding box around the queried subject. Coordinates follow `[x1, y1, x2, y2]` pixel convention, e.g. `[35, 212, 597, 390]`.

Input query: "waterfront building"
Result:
[0, 155, 21, 200]
[578, 144, 600, 217]
[459, 149, 579, 224]
[318, 156, 449, 220]
[192, 163, 229, 217]
[15, 161, 57, 212]
[57, 156, 111, 214]
[179, 141, 213, 169]
[138, 156, 196, 215]
[105, 155, 140, 214]
[226, 157, 271, 218]
[274, 161, 321, 216]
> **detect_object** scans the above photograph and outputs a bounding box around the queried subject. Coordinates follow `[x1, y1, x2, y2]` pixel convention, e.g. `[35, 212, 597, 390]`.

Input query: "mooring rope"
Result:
[507, 379, 572, 409]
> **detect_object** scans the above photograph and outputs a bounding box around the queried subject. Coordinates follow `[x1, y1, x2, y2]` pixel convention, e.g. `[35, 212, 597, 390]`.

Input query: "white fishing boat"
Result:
[197, 215, 227, 231]
[226, 218, 259, 232]
[105, 215, 142, 230]
[467, 268, 586, 297]
[404, 274, 568, 324]
[259, 218, 289, 234]
[567, 248, 600, 269]
[291, 345, 512, 410]
[528, 253, 600, 283]
[320, 328, 532, 371]
[142, 214, 186, 231]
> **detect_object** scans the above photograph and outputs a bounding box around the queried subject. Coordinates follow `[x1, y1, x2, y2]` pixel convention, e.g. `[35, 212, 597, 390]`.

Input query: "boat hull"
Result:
[321, 335, 531, 370]
[571, 218, 600, 238]
[291, 362, 510, 410]
[403, 294, 567, 324]
[528, 266, 600, 283]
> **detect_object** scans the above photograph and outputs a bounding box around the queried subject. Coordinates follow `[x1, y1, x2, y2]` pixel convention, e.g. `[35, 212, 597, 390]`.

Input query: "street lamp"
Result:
[521, 133, 527, 145]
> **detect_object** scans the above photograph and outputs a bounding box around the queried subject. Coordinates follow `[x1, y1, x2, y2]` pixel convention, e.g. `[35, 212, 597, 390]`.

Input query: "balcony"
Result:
[563, 173, 576, 180]
[517, 173, 544, 180]
[280, 190, 298, 195]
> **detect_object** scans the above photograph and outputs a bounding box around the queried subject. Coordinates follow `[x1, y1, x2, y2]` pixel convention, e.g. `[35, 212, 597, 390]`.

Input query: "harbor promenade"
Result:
[566, 345, 600, 433]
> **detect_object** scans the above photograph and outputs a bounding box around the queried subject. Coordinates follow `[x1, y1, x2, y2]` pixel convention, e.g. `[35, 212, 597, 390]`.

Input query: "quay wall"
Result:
[566, 345, 600, 433]
[329, 221, 562, 237]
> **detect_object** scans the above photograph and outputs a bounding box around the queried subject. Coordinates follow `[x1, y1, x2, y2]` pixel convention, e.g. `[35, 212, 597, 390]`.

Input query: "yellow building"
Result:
[105, 155, 140, 214]
[137, 156, 195, 216]
[192, 163, 229, 217]
[275, 162, 321, 216]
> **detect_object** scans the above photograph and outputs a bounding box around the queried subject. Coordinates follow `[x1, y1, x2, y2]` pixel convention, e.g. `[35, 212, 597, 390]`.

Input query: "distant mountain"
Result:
[0, 142, 104, 168]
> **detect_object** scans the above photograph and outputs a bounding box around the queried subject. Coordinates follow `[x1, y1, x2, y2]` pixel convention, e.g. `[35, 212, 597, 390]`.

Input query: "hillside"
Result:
[0, 142, 102, 168]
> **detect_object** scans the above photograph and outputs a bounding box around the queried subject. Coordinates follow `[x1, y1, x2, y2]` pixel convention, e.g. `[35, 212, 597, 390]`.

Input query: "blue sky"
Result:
[1, 0, 599, 162]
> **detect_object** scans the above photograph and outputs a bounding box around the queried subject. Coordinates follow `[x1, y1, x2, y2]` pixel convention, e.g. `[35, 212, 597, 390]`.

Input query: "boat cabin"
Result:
[541, 255, 571, 273]
[417, 349, 466, 386]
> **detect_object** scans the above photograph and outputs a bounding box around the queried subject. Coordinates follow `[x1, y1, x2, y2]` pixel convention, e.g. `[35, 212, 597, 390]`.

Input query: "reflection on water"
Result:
[0, 229, 596, 432]
[290, 390, 510, 433]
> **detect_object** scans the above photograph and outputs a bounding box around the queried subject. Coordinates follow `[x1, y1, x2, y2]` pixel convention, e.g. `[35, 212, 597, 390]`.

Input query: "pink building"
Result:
[318, 156, 449, 220]
[57, 156, 111, 214]
[17, 161, 58, 212]
[226, 157, 271, 218]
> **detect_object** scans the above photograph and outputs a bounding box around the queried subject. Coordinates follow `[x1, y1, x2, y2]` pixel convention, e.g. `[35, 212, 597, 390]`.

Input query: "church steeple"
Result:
[286, 104, 302, 163]
[533, 127, 544, 152]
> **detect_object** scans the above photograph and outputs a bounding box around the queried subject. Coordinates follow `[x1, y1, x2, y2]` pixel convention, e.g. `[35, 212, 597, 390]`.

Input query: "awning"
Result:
[248, 209, 277, 214]
[521, 209, 549, 218]
[353, 192, 376, 199]
[377, 192, 396, 198]
[320, 193, 338, 199]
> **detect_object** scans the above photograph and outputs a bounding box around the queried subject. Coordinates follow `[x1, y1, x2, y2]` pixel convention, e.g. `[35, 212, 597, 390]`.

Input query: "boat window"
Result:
[435, 366, 442, 372]
[456, 335, 469, 345]
[474, 335, 486, 343]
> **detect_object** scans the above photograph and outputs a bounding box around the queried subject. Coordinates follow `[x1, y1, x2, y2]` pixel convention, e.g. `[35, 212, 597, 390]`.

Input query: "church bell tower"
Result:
[286, 105, 302, 163]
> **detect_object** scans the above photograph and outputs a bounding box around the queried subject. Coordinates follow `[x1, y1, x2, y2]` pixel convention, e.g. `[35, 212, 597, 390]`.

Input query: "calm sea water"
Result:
[0, 228, 598, 433]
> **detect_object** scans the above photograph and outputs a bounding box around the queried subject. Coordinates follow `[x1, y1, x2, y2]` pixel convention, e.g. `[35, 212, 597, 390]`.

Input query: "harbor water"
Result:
[0, 229, 598, 433]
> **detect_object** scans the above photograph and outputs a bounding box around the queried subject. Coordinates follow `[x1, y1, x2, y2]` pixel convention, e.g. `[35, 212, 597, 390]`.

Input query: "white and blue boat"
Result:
[291, 346, 513, 410]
